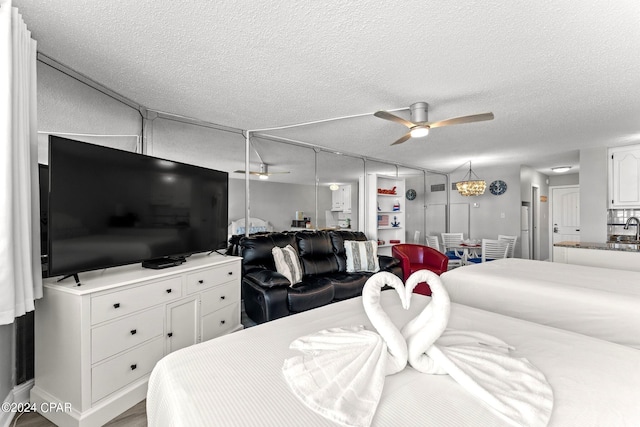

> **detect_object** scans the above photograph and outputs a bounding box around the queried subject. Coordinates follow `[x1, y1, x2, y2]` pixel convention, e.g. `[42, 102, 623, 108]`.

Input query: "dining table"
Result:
[451, 241, 482, 265]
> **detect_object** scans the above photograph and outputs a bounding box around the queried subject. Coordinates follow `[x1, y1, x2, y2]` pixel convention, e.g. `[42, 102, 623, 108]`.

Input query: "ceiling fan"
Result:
[374, 102, 494, 146]
[233, 139, 290, 179]
[233, 163, 290, 180]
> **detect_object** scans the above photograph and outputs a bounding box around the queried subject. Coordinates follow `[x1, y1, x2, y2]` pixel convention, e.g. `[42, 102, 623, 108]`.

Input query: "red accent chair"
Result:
[391, 244, 449, 296]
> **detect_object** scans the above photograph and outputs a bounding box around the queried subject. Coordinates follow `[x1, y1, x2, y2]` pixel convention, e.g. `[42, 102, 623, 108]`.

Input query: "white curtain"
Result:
[0, 0, 42, 325]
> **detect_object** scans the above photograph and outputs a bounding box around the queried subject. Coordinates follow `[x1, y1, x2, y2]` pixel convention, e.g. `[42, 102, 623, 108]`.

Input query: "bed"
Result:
[440, 258, 640, 349]
[147, 289, 640, 426]
[227, 217, 273, 236]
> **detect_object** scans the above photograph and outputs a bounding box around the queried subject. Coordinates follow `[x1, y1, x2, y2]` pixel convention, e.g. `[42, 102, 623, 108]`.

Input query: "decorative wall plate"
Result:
[489, 180, 507, 195]
[405, 188, 417, 200]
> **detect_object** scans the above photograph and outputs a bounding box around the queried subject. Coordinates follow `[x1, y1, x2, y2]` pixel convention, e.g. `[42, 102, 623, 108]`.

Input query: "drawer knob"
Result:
[166, 289, 172, 293]
[198, 279, 204, 284]
[167, 332, 173, 338]
[228, 271, 233, 275]
[220, 320, 226, 325]
[130, 364, 137, 370]
[113, 303, 120, 309]
[220, 295, 226, 300]
[130, 329, 137, 335]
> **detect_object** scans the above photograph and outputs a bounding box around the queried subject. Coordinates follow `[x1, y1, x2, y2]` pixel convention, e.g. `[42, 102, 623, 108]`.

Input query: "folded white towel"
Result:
[403, 270, 554, 427]
[282, 272, 408, 427]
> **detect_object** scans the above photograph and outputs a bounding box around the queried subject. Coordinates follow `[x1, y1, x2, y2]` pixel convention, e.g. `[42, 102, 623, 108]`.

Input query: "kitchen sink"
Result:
[612, 235, 640, 244]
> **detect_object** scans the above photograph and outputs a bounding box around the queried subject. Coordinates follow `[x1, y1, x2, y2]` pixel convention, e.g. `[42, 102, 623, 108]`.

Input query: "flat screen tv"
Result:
[47, 136, 229, 277]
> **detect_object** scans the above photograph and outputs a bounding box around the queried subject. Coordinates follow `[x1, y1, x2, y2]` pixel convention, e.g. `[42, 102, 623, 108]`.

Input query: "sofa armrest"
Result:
[244, 269, 292, 289]
[378, 255, 400, 271]
[242, 279, 290, 324]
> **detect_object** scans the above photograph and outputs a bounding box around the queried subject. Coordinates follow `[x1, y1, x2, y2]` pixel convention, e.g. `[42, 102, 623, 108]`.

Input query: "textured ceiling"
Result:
[13, 0, 640, 175]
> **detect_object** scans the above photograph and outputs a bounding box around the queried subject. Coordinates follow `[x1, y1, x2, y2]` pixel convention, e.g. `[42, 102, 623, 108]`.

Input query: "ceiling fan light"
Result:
[410, 126, 429, 138]
[329, 183, 339, 191]
[551, 166, 572, 173]
[259, 174, 269, 180]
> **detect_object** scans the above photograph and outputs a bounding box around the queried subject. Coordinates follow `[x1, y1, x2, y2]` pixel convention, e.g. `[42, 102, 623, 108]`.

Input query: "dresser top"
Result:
[43, 253, 241, 295]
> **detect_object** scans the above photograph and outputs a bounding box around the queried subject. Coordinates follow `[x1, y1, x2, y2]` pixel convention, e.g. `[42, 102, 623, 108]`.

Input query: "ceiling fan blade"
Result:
[391, 132, 412, 146]
[428, 112, 494, 129]
[374, 110, 415, 128]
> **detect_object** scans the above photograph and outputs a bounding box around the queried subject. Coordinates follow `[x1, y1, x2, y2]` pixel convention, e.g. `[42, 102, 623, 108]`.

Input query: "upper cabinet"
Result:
[331, 184, 352, 213]
[609, 145, 640, 208]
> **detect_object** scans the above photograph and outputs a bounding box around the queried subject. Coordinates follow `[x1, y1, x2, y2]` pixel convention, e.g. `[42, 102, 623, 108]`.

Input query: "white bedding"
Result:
[441, 258, 640, 349]
[147, 291, 640, 427]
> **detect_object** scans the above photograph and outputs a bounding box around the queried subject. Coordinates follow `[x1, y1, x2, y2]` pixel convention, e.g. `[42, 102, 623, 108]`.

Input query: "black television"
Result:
[47, 136, 228, 277]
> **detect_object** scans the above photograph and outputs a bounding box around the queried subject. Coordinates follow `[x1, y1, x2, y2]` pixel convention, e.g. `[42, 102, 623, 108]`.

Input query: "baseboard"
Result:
[0, 380, 35, 427]
[12, 380, 34, 405]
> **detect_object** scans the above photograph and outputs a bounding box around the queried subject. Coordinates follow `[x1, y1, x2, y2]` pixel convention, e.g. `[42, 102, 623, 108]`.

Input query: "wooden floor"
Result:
[13, 400, 147, 427]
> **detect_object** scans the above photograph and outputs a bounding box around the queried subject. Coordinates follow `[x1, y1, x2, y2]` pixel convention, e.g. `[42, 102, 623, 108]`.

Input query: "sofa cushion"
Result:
[240, 232, 297, 271]
[272, 245, 303, 285]
[296, 232, 339, 275]
[344, 240, 380, 273]
[287, 278, 335, 313]
[328, 230, 368, 271]
[322, 271, 370, 300]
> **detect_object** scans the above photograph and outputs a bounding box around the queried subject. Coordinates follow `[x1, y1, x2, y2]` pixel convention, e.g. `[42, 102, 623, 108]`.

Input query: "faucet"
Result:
[623, 217, 640, 241]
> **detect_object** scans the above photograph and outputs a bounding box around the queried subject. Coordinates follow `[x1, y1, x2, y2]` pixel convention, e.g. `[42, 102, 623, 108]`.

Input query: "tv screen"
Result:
[47, 136, 228, 277]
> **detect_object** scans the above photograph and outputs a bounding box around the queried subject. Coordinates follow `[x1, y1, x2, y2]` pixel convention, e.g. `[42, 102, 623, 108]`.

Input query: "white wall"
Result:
[520, 165, 550, 260]
[579, 147, 608, 242]
[549, 173, 579, 186]
[228, 178, 331, 231]
[449, 164, 524, 255]
[404, 174, 426, 242]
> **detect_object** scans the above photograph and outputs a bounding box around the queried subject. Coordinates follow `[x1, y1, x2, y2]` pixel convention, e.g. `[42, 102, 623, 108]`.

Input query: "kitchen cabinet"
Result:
[609, 145, 640, 208]
[331, 184, 352, 213]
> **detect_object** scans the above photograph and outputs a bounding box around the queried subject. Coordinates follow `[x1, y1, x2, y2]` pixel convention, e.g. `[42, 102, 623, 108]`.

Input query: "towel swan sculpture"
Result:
[283, 270, 554, 427]
[282, 272, 409, 426]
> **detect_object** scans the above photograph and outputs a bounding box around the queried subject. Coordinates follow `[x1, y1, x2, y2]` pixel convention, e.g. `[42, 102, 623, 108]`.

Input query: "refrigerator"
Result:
[521, 206, 530, 259]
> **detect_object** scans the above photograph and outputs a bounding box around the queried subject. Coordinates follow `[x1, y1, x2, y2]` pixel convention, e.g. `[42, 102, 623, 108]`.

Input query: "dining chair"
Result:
[425, 235, 441, 252]
[498, 235, 518, 258]
[466, 239, 509, 264]
[440, 232, 464, 268]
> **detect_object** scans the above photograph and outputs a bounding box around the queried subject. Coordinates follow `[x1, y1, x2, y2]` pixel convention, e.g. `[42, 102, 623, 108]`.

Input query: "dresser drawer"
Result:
[186, 263, 240, 294]
[91, 306, 164, 363]
[91, 277, 182, 324]
[200, 282, 239, 316]
[91, 337, 164, 403]
[201, 301, 240, 342]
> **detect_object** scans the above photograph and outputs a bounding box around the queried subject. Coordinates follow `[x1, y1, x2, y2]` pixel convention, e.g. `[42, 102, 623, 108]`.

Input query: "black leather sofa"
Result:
[238, 230, 402, 324]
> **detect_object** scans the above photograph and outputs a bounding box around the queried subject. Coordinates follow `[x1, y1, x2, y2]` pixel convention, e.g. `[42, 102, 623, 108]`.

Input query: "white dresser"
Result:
[30, 253, 242, 427]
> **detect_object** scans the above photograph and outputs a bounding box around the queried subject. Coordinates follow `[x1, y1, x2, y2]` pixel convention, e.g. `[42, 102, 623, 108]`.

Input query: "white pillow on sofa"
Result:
[272, 245, 303, 286]
[344, 240, 380, 273]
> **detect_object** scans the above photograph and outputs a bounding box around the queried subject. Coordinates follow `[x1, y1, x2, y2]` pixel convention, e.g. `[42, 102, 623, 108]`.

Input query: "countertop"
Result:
[554, 241, 640, 252]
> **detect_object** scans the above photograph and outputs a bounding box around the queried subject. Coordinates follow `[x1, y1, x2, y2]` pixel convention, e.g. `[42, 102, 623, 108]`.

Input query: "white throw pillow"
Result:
[344, 240, 380, 273]
[272, 245, 303, 286]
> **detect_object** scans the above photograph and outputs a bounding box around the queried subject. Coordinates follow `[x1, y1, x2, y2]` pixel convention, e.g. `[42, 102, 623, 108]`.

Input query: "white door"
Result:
[551, 186, 580, 246]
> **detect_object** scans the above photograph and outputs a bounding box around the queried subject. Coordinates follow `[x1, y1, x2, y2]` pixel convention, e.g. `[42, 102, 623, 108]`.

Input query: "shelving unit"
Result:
[366, 174, 405, 256]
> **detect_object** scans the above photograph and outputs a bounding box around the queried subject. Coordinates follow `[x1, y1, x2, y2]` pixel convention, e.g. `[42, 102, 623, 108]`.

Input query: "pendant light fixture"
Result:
[456, 161, 486, 196]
